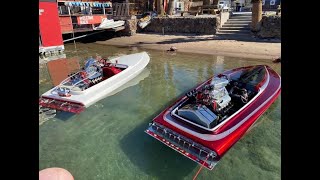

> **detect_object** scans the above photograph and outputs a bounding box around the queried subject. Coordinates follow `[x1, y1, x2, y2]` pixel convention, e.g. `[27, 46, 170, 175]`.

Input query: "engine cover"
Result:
[177, 104, 218, 129]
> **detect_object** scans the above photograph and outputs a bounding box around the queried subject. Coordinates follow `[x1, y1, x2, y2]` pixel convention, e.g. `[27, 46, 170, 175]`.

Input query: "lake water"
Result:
[39, 43, 281, 180]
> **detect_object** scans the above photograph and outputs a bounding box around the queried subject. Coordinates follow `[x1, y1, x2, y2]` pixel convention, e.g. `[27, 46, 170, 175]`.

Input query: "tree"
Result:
[251, 0, 262, 31]
[149, 0, 155, 11]
[203, 0, 210, 5]
[212, 0, 219, 6]
[157, 0, 165, 16]
[166, 0, 175, 15]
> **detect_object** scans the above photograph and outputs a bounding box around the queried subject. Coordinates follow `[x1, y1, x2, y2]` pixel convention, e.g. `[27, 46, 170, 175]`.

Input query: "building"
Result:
[262, 0, 281, 10]
[57, 0, 113, 34]
[39, 0, 115, 56]
[39, 0, 64, 56]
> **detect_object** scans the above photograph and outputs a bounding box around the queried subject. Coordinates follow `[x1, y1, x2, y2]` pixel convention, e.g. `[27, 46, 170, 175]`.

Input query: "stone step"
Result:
[228, 19, 251, 22]
[218, 29, 251, 34]
[230, 15, 252, 18]
[229, 17, 251, 19]
[231, 12, 252, 16]
[222, 24, 250, 27]
[220, 27, 251, 30]
[226, 19, 251, 24]
[230, 19, 252, 21]
[227, 18, 251, 21]
[224, 22, 251, 25]
[216, 32, 252, 36]
[231, 14, 252, 17]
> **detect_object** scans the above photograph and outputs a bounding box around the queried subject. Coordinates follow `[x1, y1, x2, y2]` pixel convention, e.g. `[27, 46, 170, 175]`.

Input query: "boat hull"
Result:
[40, 52, 150, 112]
[145, 65, 281, 170]
[138, 20, 151, 29]
[94, 20, 125, 30]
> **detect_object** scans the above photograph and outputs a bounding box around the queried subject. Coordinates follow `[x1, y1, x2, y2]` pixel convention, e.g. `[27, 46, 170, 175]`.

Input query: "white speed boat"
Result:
[39, 52, 150, 113]
[94, 19, 125, 30]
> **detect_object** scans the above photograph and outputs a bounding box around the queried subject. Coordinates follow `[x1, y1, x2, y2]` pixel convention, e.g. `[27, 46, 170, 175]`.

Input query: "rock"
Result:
[273, 57, 281, 63]
[167, 46, 177, 51]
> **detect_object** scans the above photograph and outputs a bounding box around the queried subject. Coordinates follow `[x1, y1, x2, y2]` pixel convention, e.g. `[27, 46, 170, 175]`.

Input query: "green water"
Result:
[39, 43, 281, 180]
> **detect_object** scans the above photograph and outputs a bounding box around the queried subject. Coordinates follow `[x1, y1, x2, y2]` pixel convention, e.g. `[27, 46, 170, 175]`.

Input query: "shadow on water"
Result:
[63, 31, 117, 44]
[54, 111, 76, 121]
[120, 112, 197, 179]
[246, 96, 281, 134]
[39, 46, 281, 179]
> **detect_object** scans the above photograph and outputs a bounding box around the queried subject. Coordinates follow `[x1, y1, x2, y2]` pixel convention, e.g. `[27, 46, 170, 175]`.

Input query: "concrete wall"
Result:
[124, 19, 138, 36]
[143, 16, 218, 35]
[219, 11, 230, 28]
[256, 15, 281, 39]
[117, 18, 138, 36]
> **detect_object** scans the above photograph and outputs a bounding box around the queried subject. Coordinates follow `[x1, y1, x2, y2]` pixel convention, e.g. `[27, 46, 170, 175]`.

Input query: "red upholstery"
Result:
[102, 66, 122, 78]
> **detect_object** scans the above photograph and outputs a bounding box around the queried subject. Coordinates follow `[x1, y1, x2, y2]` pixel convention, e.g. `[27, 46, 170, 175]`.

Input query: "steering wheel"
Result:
[240, 89, 248, 103]
[241, 95, 248, 103]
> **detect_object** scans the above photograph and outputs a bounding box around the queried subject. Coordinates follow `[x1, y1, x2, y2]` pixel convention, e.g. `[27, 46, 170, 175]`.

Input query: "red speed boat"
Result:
[145, 65, 281, 170]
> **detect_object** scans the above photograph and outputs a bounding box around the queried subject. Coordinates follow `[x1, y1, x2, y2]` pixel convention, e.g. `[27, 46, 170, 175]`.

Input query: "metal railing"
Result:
[58, 5, 113, 16]
[146, 122, 218, 169]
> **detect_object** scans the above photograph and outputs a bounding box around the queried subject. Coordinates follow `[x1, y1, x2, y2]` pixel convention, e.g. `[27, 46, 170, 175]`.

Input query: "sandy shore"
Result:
[95, 33, 281, 61]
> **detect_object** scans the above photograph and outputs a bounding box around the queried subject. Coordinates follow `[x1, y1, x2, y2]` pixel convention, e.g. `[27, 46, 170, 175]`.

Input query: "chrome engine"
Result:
[187, 75, 232, 113]
[209, 76, 231, 111]
[181, 75, 233, 128]
[60, 58, 104, 92]
[84, 58, 103, 83]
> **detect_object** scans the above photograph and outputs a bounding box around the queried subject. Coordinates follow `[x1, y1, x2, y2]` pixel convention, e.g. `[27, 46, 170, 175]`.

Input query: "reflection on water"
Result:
[39, 43, 281, 180]
[46, 57, 81, 86]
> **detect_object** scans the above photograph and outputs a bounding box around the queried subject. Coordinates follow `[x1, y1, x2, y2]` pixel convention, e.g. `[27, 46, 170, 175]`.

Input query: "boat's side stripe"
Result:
[163, 67, 280, 141]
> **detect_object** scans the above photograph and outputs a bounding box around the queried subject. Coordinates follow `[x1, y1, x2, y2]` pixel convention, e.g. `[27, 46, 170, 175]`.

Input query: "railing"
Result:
[58, 5, 113, 16]
[145, 122, 219, 170]
[58, 3, 143, 18]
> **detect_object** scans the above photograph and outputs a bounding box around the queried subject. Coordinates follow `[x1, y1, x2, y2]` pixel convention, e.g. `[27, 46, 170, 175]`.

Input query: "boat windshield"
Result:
[238, 66, 266, 86]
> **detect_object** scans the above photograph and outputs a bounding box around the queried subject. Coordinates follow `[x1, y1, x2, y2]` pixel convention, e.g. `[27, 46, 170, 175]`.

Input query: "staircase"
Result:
[217, 12, 252, 38]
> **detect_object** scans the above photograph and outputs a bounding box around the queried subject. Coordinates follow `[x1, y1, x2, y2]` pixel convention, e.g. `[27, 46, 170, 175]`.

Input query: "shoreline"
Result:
[95, 33, 281, 61]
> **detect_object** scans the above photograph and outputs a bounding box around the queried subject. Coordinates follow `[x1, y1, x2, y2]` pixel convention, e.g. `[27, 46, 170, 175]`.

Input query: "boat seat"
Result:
[102, 66, 122, 78]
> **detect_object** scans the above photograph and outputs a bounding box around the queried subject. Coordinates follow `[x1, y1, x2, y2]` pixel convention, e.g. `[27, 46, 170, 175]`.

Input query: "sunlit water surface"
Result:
[39, 43, 281, 180]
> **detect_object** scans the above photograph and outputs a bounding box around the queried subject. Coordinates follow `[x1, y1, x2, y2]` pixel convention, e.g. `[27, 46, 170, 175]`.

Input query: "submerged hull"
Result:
[40, 52, 150, 113]
[145, 65, 281, 170]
